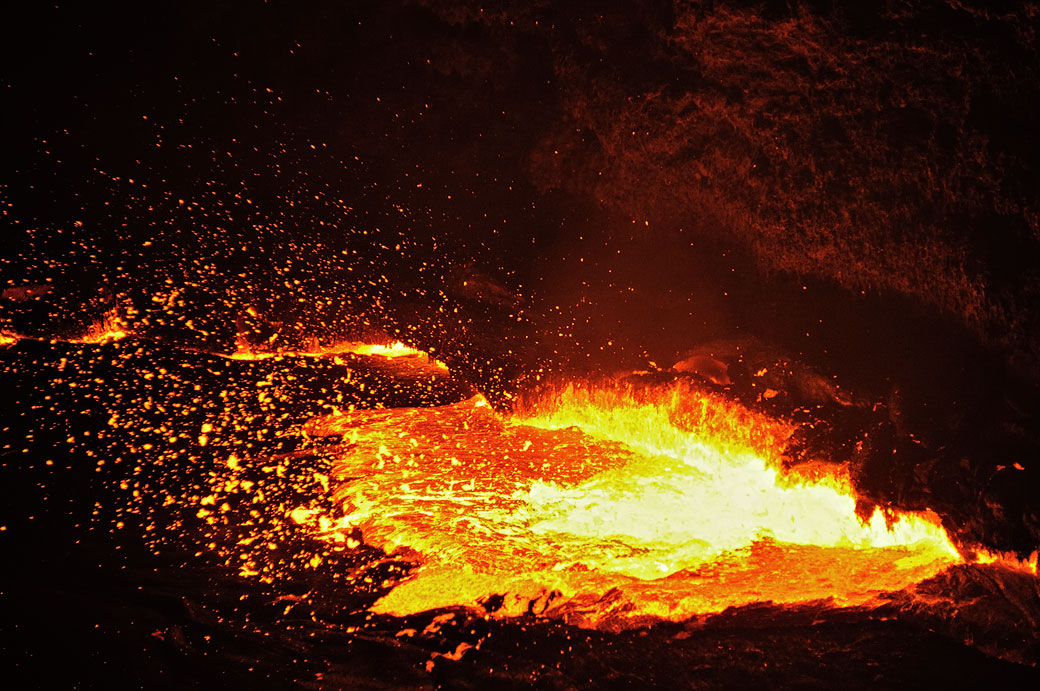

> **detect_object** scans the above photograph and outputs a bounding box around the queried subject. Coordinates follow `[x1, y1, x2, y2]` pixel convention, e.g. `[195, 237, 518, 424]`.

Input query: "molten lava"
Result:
[229, 339, 448, 373]
[294, 379, 963, 628]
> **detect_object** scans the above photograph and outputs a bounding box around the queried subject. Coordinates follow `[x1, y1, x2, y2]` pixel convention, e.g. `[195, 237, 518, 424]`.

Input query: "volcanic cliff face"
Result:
[509, 0, 1039, 377]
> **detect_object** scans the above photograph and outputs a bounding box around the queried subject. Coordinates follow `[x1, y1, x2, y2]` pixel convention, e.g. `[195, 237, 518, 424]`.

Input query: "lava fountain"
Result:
[293, 376, 963, 629]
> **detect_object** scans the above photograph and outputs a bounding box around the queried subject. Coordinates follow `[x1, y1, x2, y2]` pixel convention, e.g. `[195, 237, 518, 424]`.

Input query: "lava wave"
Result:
[297, 378, 962, 628]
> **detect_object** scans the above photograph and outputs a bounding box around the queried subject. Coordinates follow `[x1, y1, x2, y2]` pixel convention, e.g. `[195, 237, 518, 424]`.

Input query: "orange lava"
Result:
[294, 379, 963, 628]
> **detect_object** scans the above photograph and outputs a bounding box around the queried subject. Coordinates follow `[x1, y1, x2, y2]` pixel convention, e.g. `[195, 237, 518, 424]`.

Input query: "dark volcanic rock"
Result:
[880, 563, 1040, 666]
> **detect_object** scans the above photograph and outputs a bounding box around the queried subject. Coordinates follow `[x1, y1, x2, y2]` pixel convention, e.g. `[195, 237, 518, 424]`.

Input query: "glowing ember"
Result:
[0, 332, 18, 346]
[295, 380, 963, 627]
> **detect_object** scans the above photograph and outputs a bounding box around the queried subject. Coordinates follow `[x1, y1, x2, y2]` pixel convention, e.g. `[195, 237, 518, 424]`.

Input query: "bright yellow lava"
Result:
[295, 379, 963, 628]
[333, 341, 438, 360]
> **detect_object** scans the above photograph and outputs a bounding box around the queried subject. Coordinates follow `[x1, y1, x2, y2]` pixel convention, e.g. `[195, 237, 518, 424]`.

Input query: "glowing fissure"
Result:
[297, 380, 963, 627]
[1, 309, 128, 346]
[229, 339, 449, 372]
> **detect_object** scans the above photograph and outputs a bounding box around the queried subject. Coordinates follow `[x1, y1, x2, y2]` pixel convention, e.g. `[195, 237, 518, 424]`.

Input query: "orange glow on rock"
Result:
[294, 379, 963, 628]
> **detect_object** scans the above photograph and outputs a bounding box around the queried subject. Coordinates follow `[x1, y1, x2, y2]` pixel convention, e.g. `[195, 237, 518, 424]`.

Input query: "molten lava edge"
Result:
[299, 380, 963, 629]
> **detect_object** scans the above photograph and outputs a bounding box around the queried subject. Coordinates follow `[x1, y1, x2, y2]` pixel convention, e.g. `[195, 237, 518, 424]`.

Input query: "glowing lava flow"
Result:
[333, 341, 442, 361]
[295, 379, 962, 628]
[229, 339, 448, 372]
[0, 310, 128, 345]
